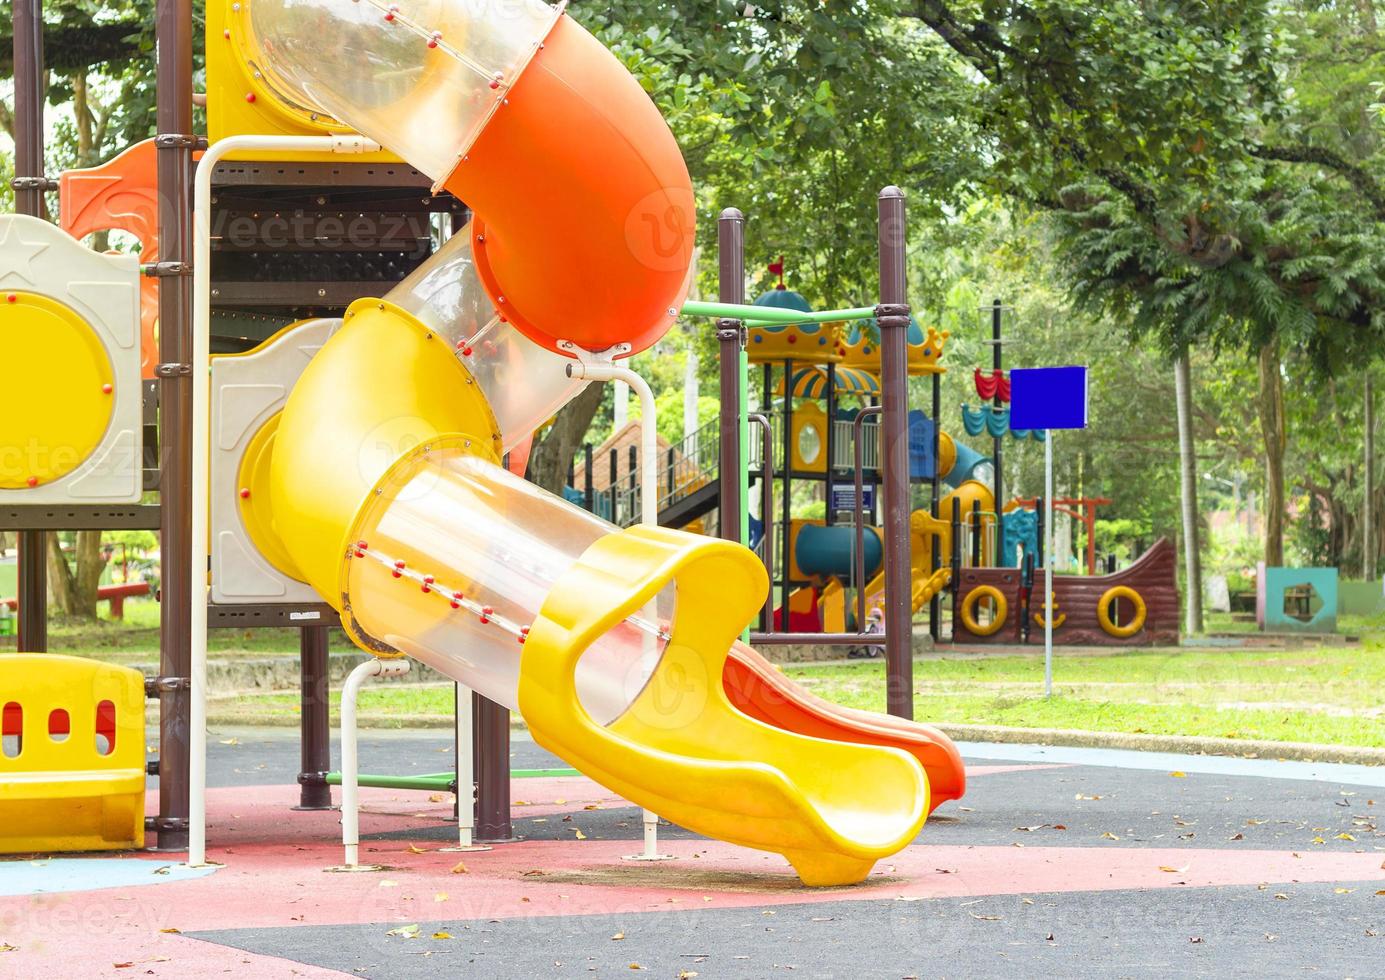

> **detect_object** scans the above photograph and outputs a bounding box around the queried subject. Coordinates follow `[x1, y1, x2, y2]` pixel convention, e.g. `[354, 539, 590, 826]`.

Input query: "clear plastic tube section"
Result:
[384, 224, 589, 451]
[345, 447, 671, 724]
[248, 0, 557, 180]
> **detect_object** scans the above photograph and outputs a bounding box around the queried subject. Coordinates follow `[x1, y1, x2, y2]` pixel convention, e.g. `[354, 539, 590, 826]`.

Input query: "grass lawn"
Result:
[7, 598, 342, 663]
[208, 626, 1385, 747]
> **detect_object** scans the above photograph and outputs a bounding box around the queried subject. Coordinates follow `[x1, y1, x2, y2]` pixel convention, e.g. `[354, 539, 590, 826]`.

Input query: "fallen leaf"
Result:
[427, 794, 446, 803]
[1159, 865, 1189, 873]
[1189, 937, 1204, 944]
[574, 829, 587, 840]
[432, 931, 453, 940]
[1229, 833, 1245, 841]
[629, 964, 644, 971]
[1274, 893, 1289, 900]
[969, 913, 1001, 921]
[219, 738, 239, 746]
[0, 944, 15, 953]
[677, 971, 699, 979]
[113, 962, 134, 969]
[407, 845, 428, 854]
[159, 928, 181, 934]
[1170, 771, 1187, 778]
[1335, 888, 1355, 895]
[385, 924, 420, 939]
[1336, 833, 1357, 841]
[450, 861, 469, 874]
[612, 932, 625, 941]
[1312, 837, 1326, 845]
[1100, 832, 1120, 841]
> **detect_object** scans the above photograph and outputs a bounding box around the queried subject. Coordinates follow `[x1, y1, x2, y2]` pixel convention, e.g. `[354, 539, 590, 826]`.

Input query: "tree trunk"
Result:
[1174, 353, 1204, 634]
[1367, 369, 1376, 580]
[525, 382, 608, 495]
[1257, 340, 1286, 566]
[45, 532, 107, 619]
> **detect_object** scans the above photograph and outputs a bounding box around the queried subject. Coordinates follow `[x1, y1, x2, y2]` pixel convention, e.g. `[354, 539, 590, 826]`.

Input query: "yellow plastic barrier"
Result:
[0, 655, 146, 852]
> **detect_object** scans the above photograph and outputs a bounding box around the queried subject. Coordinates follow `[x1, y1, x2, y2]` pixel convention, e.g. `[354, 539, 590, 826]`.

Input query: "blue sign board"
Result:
[1009, 366, 1089, 431]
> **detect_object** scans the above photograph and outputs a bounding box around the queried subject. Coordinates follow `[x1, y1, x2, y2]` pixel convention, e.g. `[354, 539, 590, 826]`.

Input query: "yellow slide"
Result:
[243, 0, 929, 885]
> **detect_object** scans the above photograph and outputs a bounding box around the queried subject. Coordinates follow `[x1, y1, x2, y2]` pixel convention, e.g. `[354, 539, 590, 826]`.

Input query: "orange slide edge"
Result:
[723, 644, 966, 812]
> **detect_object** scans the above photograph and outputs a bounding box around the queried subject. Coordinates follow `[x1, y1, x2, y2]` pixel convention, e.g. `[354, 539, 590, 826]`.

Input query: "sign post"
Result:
[1009, 366, 1089, 698]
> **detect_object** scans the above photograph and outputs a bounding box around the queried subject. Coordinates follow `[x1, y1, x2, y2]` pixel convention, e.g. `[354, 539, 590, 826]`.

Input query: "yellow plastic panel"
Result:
[520, 524, 928, 886]
[206, 0, 401, 161]
[0, 655, 145, 852]
[0, 291, 115, 489]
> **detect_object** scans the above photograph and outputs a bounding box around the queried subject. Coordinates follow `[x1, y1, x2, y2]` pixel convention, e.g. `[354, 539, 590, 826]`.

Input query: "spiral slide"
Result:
[244, 0, 954, 885]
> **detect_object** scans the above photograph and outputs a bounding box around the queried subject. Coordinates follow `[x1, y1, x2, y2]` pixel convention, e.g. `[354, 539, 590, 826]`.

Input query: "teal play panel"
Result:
[1257, 565, 1339, 633]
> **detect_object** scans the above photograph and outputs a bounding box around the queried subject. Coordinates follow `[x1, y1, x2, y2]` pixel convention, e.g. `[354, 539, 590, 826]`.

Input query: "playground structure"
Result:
[1, 0, 971, 886]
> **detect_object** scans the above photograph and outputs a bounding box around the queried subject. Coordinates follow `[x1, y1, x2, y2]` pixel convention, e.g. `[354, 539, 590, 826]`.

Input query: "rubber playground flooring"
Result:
[1, 728, 1382, 978]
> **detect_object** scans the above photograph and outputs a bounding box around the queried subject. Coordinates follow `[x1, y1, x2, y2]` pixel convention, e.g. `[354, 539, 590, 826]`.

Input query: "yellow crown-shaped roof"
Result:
[840, 316, 948, 375]
[746, 287, 844, 365]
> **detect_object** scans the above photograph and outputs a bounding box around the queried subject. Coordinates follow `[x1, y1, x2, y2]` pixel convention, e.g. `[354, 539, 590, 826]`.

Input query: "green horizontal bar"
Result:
[681, 300, 877, 325]
[324, 766, 582, 790]
[325, 772, 452, 790]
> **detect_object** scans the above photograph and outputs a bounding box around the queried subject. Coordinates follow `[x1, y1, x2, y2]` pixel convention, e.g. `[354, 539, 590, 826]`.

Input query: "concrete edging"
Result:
[932, 723, 1385, 766]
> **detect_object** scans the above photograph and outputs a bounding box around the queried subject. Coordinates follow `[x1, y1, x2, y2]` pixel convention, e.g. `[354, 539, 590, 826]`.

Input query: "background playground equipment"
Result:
[0, 215, 143, 502]
[952, 537, 1180, 646]
[1256, 564, 1340, 633]
[0, 655, 146, 853]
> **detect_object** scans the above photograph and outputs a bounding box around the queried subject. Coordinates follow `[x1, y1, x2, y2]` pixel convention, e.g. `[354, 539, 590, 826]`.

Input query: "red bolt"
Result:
[478, 614, 489, 624]
[101, 383, 113, 395]
[520, 625, 531, 635]
[452, 591, 464, 601]
[461, 346, 473, 357]
[498, 316, 507, 324]
[245, 92, 256, 103]
[488, 79, 500, 90]
[423, 575, 435, 584]
[427, 39, 438, 48]
[353, 550, 365, 558]
[384, 9, 395, 20]
[421, 584, 431, 593]
[391, 569, 402, 579]
[25, 476, 38, 488]
[238, 487, 251, 499]
[787, 334, 797, 343]
[356, 540, 369, 550]
[5, 294, 16, 303]
[517, 633, 526, 644]
[223, 28, 231, 38]
[482, 606, 494, 615]
[449, 599, 460, 609]
[394, 560, 406, 568]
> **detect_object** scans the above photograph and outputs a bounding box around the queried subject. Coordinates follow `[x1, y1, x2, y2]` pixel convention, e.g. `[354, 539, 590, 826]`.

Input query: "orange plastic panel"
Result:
[59, 139, 161, 379]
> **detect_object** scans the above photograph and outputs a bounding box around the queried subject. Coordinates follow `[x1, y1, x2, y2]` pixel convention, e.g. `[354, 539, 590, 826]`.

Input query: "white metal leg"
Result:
[442, 682, 490, 852]
[337, 657, 410, 870]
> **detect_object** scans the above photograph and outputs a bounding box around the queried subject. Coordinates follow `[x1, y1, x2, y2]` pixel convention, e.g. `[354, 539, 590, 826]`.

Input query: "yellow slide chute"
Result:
[241, 0, 932, 884]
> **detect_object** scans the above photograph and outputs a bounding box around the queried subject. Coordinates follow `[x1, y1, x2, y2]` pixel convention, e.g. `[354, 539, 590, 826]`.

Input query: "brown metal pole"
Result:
[716, 207, 745, 541]
[295, 626, 332, 809]
[13, 0, 48, 653]
[153, 0, 194, 850]
[473, 692, 512, 840]
[877, 187, 914, 720]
